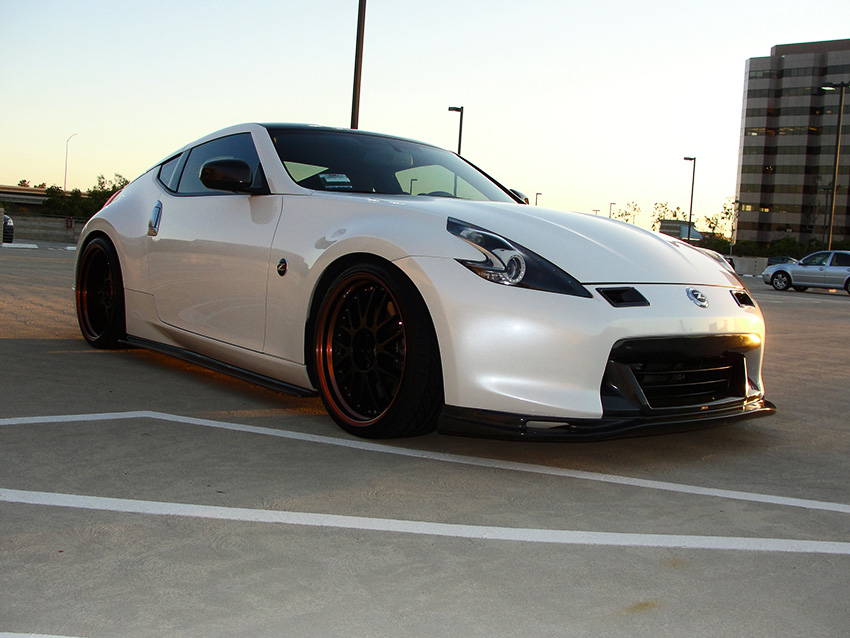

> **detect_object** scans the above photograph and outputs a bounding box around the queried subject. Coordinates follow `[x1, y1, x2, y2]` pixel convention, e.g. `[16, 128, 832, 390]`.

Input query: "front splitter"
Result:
[437, 399, 777, 441]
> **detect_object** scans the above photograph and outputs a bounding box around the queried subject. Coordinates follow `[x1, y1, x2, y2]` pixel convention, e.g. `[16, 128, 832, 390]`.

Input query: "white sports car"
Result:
[75, 123, 775, 439]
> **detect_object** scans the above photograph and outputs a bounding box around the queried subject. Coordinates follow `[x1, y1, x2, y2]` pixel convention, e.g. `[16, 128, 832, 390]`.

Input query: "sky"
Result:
[2, 0, 849, 230]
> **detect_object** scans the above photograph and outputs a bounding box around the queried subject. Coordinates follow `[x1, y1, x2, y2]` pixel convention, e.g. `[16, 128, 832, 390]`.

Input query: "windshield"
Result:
[267, 128, 516, 203]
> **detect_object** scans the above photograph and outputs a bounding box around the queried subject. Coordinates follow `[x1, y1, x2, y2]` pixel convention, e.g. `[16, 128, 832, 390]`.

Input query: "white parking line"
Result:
[2, 488, 849, 555]
[0, 243, 39, 249]
[1, 411, 848, 555]
[2, 411, 848, 515]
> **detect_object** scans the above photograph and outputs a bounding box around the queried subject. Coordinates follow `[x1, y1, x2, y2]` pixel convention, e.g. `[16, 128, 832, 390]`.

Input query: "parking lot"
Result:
[1, 243, 849, 638]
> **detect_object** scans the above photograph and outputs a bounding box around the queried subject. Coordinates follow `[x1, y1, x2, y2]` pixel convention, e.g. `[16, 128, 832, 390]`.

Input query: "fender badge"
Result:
[687, 288, 709, 308]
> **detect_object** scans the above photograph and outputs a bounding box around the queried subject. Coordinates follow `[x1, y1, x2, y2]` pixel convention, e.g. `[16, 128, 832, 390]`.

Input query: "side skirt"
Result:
[124, 336, 317, 398]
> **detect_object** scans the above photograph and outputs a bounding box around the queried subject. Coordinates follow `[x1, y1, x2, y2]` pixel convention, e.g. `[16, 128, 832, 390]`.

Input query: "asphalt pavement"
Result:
[1, 243, 848, 638]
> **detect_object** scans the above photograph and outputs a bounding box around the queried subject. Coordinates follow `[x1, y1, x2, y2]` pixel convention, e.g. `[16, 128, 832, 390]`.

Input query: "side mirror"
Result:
[510, 189, 530, 204]
[200, 159, 255, 193]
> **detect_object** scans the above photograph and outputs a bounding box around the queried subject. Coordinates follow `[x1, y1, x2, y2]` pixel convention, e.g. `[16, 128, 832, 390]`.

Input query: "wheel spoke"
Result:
[321, 274, 406, 423]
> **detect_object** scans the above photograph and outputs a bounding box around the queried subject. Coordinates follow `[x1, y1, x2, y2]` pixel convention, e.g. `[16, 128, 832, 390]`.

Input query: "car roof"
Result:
[151, 123, 445, 174]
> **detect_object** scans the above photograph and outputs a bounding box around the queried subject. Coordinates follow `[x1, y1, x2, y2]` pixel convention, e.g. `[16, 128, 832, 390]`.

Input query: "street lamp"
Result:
[535, 193, 542, 206]
[609, 202, 615, 218]
[448, 106, 464, 154]
[822, 81, 847, 250]
[684, 157, 696, 242]
[64, 133, 77, 192]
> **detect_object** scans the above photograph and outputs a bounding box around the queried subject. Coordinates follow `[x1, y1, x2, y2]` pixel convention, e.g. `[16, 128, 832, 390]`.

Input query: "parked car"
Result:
[762, 250, 850, 294]
[2, 214, 13, 243]
[767, 255, 796, 266]
[75, 123, 774, 440]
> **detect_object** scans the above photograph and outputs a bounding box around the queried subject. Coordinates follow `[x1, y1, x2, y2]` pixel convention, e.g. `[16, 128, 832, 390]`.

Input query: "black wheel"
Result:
[314, 263, 442, 438]
[792, 286, 808, 292]
[76, 237, 126, 348]
[845, 280, 850, 296]
[771, 271, 791, 291]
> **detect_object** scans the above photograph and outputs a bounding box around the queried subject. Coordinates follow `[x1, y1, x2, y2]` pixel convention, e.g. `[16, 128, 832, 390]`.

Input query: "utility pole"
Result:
[350, 0, 367, 129]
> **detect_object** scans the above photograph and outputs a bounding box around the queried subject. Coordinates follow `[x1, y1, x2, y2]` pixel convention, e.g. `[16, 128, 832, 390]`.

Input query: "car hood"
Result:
[396, 198, 740, 287]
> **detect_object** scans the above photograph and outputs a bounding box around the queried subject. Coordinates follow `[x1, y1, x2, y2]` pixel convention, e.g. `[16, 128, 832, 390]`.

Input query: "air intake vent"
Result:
[602, 335, 761, 413]
[731, 290, 755, 308]
[597, 287, 650, 308]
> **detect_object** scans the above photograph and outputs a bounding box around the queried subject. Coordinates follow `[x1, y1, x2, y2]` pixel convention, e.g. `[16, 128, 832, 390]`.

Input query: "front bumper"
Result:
[402, 257, 770, 422]
[438, 331, 775, 440]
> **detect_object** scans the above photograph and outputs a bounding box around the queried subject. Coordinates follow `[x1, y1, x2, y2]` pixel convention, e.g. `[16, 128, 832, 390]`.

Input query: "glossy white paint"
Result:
[77, 123, 770, 431]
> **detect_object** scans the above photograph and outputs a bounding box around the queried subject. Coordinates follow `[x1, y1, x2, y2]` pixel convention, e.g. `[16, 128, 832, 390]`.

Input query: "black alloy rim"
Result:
[80, 245, 114, 339]
[320, 275, 406, 425]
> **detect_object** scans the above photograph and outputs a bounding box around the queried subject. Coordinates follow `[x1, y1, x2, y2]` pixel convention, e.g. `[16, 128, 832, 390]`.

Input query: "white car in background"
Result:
[75, 123, 774, 439]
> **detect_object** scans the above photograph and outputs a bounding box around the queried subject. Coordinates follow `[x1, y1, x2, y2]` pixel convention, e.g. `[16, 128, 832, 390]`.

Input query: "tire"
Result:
[76, 237, 126, 348]
[314, 262, 443, 438]
[792, 286, 808, 292]
[845, 280, 850, 296]
[771, 271, 791, 291]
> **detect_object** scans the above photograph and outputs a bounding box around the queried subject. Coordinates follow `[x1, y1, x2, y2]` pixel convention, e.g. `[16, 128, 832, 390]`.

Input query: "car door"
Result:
[823, 252, 850, 288]
[791, 252, 830, 286]
[148, 133, 282, 352]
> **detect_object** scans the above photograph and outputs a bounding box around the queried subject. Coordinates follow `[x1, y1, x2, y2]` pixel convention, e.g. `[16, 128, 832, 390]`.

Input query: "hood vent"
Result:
[597, 287, 650, 308]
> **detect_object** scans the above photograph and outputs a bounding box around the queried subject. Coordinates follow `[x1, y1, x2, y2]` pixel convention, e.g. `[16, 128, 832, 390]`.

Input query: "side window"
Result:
[800, 252, 829, 267]
[177, 133, 262, 195]
[157, 155, 182, 191]
[831, 252, 850, 267]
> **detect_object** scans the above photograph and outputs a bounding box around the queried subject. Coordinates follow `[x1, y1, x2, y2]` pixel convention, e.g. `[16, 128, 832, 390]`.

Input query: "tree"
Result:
[41, 173, 128, 219]
[86, 173, 129, 212]
[650, 202, 686, 231]
[17, 179, 30, 187]
[701, 197, 737, 238]
[612, 201, 641, 224]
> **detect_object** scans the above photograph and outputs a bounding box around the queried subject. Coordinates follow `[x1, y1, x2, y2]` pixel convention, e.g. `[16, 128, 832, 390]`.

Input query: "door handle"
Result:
[148, 201, 163, 237]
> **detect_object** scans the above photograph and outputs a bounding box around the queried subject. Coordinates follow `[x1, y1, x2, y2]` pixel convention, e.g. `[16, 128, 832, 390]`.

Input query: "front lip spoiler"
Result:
[437, 399, 776, 441]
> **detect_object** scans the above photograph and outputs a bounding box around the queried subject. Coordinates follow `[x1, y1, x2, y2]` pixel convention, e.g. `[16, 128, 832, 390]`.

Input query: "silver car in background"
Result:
[762, 250, 850, 294]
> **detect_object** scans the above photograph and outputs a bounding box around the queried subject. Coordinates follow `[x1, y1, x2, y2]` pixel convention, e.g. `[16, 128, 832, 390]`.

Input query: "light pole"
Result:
[448, 106, 464, 154]
[609, 202, 615, 218]
[350, 0, 367, 129]
[64, 133, 77, 192]
[535, 193, 542, 206]
[822, 81, 847, 250]
[593, 209, 600, 215]
[684, 157, 696, 242]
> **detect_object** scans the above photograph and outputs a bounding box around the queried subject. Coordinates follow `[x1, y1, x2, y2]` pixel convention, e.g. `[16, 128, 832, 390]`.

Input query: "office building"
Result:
[735, 39, 850, 247]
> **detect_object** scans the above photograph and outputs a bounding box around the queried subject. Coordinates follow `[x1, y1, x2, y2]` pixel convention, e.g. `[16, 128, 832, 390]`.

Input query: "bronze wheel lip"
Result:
[316, 272, 406, 427]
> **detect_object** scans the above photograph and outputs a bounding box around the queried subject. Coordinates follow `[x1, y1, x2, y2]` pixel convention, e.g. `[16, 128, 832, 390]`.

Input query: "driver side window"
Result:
[800, 252, 829, 267]
[178, 133, 262, 195]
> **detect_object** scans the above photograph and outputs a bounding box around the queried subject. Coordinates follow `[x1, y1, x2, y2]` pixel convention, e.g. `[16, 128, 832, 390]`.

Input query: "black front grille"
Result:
[602, 336, 758, 413]
[627, 355, 744, 408]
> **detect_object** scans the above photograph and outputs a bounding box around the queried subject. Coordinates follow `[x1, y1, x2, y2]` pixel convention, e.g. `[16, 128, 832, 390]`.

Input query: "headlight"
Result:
[447, 217, 591, 297]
